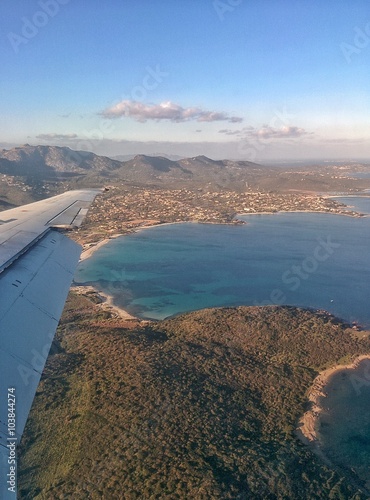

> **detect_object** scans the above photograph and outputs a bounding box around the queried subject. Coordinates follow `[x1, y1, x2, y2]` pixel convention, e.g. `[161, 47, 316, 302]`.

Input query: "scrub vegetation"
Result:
[18, 295, 370, 499]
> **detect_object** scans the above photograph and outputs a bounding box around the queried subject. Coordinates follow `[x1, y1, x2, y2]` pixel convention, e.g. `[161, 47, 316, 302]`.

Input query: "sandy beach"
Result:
[77, 224, 180, 321]
[72, 284, 140, 321]
[93, 287, 139, 321]
[78, 233, 139, 321]
[79, 233, 124, 261]
[296, 354, 370, 450]
[79, 222, 182, 262]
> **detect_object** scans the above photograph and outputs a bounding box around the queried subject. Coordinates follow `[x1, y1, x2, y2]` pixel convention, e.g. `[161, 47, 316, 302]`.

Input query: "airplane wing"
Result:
[0, 189, 101, 498]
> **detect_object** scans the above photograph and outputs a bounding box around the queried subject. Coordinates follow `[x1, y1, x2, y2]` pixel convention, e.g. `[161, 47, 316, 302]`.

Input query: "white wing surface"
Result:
[0, 189, 100, 498]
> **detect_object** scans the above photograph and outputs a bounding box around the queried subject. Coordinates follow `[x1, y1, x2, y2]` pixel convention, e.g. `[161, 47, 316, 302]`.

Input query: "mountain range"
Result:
[1, 144, 369, 194]
[0, 144, 265, 190]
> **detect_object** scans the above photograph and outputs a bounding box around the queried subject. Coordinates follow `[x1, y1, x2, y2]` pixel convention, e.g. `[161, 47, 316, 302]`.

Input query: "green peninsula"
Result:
[18, 297, 370, 499]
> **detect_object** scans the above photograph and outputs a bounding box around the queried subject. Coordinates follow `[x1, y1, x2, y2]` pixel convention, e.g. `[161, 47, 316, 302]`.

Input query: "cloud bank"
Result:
[36, 133, 78, 140]
[102, 100, 243, 123]
[251, 125, 309, 139]
[219, 125, 310, 140]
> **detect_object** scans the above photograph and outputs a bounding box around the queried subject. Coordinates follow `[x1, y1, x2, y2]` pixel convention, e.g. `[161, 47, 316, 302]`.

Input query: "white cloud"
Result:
[319, 137, 366, 144]
[251, 125, 310, 139]
[36, 133, 78, 141]
[219, 125, 311, 140]
[219, 128, 242, 136]
[101, 100, 243, 123]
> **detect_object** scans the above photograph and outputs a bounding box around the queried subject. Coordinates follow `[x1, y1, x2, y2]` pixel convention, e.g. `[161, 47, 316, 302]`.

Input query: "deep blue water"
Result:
[75, 197, 370, 326]
[350, 172, 370, 179]
[333, 195, 370, 215]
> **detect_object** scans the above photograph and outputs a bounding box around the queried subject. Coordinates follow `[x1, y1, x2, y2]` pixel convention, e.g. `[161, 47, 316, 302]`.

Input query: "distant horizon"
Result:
[1, 141, 370, 166]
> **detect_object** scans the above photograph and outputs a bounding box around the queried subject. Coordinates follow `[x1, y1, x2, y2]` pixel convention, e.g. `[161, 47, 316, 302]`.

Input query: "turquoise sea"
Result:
[75, 196, 370, 326]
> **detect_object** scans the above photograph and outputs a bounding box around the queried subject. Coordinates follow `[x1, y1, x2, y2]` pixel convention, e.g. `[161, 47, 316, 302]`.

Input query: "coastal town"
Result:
[77, 185, 360, 245]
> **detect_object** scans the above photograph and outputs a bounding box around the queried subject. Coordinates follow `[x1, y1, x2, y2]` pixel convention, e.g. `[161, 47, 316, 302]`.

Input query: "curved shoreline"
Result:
[296, 354, 370, 449]
[79, 233, 124, 262]
[76, 204, 368, 323]
[78, 235, 139, 320]
[79, 205, 365, 262]
[72, 284, 141, 322]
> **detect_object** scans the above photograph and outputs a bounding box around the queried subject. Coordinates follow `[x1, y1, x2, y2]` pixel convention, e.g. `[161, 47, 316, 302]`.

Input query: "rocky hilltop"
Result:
[0, 144, 121, 177]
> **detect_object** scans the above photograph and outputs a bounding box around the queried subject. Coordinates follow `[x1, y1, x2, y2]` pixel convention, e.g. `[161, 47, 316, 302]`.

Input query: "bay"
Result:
[75, 198, 370, 326]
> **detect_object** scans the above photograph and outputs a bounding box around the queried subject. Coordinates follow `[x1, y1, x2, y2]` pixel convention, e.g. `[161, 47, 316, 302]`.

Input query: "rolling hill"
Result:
[0, 145, 267, 190]
[0, 144, 122, 178]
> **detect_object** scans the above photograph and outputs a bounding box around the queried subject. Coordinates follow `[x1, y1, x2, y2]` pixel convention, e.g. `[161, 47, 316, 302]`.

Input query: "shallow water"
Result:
[318, 359, 370, 485]
[75, 199, 370, 325]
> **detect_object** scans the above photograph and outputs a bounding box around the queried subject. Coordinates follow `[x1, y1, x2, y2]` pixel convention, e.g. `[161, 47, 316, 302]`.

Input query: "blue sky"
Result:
[1, 0, 369, 160]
